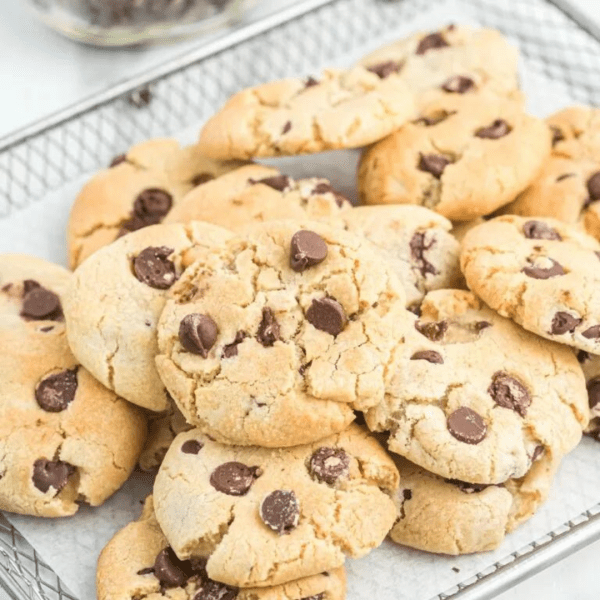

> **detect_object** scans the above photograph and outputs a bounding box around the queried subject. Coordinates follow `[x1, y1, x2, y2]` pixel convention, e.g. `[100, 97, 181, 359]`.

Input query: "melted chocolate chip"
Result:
[550, 312, 581, 335]
[582, 325, 600, 339]
[110, 154, 127, 168]
[587, 172, 600, 202]
[311, 182, 350, 207]
[415, 320, 448, 341]
[532, 445, 544, 462]
[257, 308, 280, 347]
[282, 121, 292, 134]
[260, 490, 299, 535]
[475, 119, 512, 139]
[418, 153, 452, 178]
[410, 231, 438, 277]
[578, 350, 591, 363]
[133, 246, 177, 290]
[587, 377, 600, 410]
[193, 578, 239, 600]
[210, 462, 260, 496]
[522, 221, 562, 241]
[306, 297, 347, 336]
[120, 188, 173, 234]
[416, 32, 449, 55]
[153, 547, 195, 588]
[305, 77, 319, 88]
[403, 489, 413, 501]
[222, 331, 248, 358]
[410, 350, 444, 364]
[447, 407, 487, 444]
[522, 258, 565, 279]
[179, 314, 218, 357]
[367, 60, 403, 79]
[441, 75, 474, 93]
[32, 459, 75, 494]
[191, 172, 215, 187]
[488, 372, 531, 417]
[290, 230, 328, 272]
[414, 110, 456, 127]
[309, 447, 350, 484]
[181, 440, 203, 455]
[21, 286, 62, 321]
[251, 175, 291, 192]
[35, 368, 78, 412]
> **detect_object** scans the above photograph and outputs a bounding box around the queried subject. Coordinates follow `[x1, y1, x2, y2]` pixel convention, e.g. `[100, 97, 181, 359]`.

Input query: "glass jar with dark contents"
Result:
[27, 0, 254, 46]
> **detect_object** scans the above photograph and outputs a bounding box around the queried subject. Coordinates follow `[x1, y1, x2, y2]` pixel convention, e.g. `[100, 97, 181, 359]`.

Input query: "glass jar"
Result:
[27, 0, 254, 47]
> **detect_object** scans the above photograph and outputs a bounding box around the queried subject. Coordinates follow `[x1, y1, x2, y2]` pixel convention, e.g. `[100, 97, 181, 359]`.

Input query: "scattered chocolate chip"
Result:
[40, 326, 54, 333]
[410, 231, 438, 277]
[257, 307, 281, 347]
[403, 489, 413, 500]
[578, 350, 591, 363]
[260, 490, 299, 535]
[193, 578, 239, 600]
[110, 154, 127, 168]
[410, 350, 444, 364]
[120, 188, 173, 234]
[414, 110, 456, 127]
[191, 173, 215, 187]
[532, 445, 544, 462]
[306, 297, 347, 336]
[311, 182, 350, 207]
[127, 86, 153, 109]
[366, 60, 403, 79]
[488, 371, 531, 417]
[222, 331, 248, 358]
[550, 125, 564, 146]
[137, 567, 154, 575]
[153, 547, 194, 588]
[21, 286, 62, 321]
[309, 447, 350, 484]
[290, 231, 328, 272]
[35, 368, 78, 412]
[282, 121, 292, 134]
[556, 173, 576, 182]
[32, 459, 75, 494]
[445, 479, 489, 493]
[418, 153, 451, 179]
[587, 378, 600, 410]
[305, 76, 319, 88]
[582, 325, 600, 339]
[179, 314, 218, 357]
[210, 462, 260, 496]
[181, 440, 203, 455]
[475, 119, 512, 139]
[587, 172, 600, 203]
[447, 407, 487, 445]
[550, 312, 581, 335]
[416, 32, 449, 55]
[522, 258, 565, 279]
[415, 320, 448, 341]
[133, 246, 177, 290]
[522, 220, 562, 241]
[441, 75, 474, 93]
[251, 175, 291, 192]
[408, 303, 422, 316]
[475, 321, 492, 331]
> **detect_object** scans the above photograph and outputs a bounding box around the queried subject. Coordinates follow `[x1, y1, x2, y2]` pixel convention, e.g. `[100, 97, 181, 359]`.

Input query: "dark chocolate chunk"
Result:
[587, 377, 600, 410]
[522, 221, 562, 241]
[260, 490, 299, 535]
[410, 350, 444, 364]
[550, 312, 581, 335]
[191, 173, 215, 187]
[366, 60, 403, 79]
[181, 440, 203, 455]
[488, 371, 531, 417]
[179, 314, 218, 357]
[193, 578, 238, 600]
[21, 286, 62, 321]
[410, 231, 438, 277]
[475, 119, 512, 139]
[110, 154, 127, 168]
[257, 308, 281, 347]
[415, 320, 448, 341]
[447, 407, 487, 444]
[587, 172, 600, 202]
[418, 153, 452, 179]
[282, 121, 292, 134]
[153, 547, 195, 588]
[222, 331, 248, 358]
[441, 75, 474, 93]
[32, 459, 75, 494]
[35, 368, 78, 412]
[306, 297, 347, 336]
[309, 447, 350, 484]
[522, 258, 565, 279]
[133, 246, 177, 289]
[582, 325, 600, 339]
[210, 462, 261, 496]
[290, 230, 328, 272]
[416, 32, 449, 55]
[311, 182, 350, 207]
[251, 175, 291, 192]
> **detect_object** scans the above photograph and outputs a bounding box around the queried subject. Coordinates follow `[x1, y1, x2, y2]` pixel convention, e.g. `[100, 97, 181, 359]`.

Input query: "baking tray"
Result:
[1, 0, 600, 598]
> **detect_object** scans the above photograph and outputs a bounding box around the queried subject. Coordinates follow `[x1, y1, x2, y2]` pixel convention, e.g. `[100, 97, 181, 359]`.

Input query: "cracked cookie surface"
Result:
[65, 222, 232, 412]
[197, 67, 416, 159]
[461, 215, 600, 353]
[357, 93, 550, 221]
[97, 496, 346, 600]
[155, 220, 409, 447]
[67, 138, 244, 268]
[153, 425, 397, 587]
[365, 289, 587, 484]
[0, 255, 146, 517]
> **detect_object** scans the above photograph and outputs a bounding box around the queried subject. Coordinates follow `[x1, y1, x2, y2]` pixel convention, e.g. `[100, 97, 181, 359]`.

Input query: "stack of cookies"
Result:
[2, 22, 599, 599]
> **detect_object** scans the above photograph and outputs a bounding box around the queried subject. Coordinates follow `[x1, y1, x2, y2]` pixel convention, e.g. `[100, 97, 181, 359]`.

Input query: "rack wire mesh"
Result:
[1, 0, 600, 598]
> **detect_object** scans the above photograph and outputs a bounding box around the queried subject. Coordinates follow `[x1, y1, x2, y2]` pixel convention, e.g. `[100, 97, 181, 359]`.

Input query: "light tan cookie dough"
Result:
[0, 255, 146, 517]
[461, 215, 600, 354]
[98, 496, 346, 600]
[67, 138, 244, 268]
[358, 93, 550, 221]
[340, 205, 461, 310]
[574, 350, 600, 438]
[153, 425, 398, 587]
[197, 67, 416, 159]
[156, 220, 409, 447]
[359, 24, 519, 109]
[64, 222, 232, 412]
[165, 164, 351, 229]
[390, 452, 561, 555]
[365, 289, 587, 484]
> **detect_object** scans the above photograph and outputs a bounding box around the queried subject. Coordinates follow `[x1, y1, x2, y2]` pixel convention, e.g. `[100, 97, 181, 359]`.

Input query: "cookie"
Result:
[64, 221, 232, 412]
[155, 220, 408, 447]
[0, 255, 146, 517]
[359, 25, 519, 109]
[164, 164, 351, 229]
[358, 94, 550, 220]
[365, 289, 587, 484]
[197, 67, 416, 159]
[67, 138, 244, 268]
[153, 425, 398, 587]
[390, 452, 560, 555]
[98, 496, 346, 600]
[461, 215, 600, 354]
[575, 350, 600, 439]
[340, 205, 461, 310]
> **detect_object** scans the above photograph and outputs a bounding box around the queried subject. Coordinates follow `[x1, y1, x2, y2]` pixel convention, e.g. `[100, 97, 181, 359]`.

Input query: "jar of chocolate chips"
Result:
[27, 0, 253, 46]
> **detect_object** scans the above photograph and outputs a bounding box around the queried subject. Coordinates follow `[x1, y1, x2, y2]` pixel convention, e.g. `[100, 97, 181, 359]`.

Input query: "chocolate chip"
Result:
[35, 368, 78, 412]
[305, 77, 319, 88]
[153, 547, 194, 588]
[587, 378, 600, 410]
[556, 173, 575, 182]
[447, 407, 486, 444]
[587, 172, 600, 202]
[416, 32, 449, 54]
[260, 490, 299, 535]
[532, 445, 544, 462]
[582, 325, 600, 339]
[418, 153, 451, 179]
[257, 307, 280, 347]
[110, 154, 127, 168]
[181, 440, 203, 455]
[414, 110, 456, 127]
[23, 280, 39, 294]
[445, 479, 489, 493]
[222, 331, 248, 358]
[191, 173, 215, 187]
[550, 125, 564, 146]
[193, 579, 238, 600]
[290, 231, 328, 272]
[179, 314, 218, 357]
[210, 462, 260, 496]
[488, 371, 531, 417]
[578, 350, 591, 363]
[550, 312, 581, 335]
[306, 297, 347, 336]
[475, 119, 512, 139]
[475, 321, 492, 331]
[311, 182, 350, 207]
[415, 320, 447, 341]
[137, 567, 154, 575]
[403, 489, 413, 501]
[282, 121, 292, 134]
[309, 447, 350, 484]
[366, 60, 402, 79]
[408, 303, 421, 316]
[133, 246, 177, 290]
[251, 175, 291, 192]
[32, 459, 75, 493]
[21, 286, 62, 321]
[522, 258, 565, 279]
[522, 220, 562, 241]
[441, 75, 474, 93]
[120, 188, 173, 234]
[410, 231, 438, 277]
[410, 350, 443, 364]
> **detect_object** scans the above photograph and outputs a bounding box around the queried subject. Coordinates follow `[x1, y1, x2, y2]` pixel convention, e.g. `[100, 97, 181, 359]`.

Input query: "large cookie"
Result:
[68, 138, 244, 268]
[165, 165, 351, 229]
[359, 25, 519, 108]
[64, 222, 232, 412]
[98, 496, 346, 600]
[0, 255, 146, 517]
[340, 205, 461, 310]
[358, 94, 550, 220]
[390, 453, 560, 555]
[197, 67, 416, 159]
[461, 215, 600, 353]
[156, 220, 408, 447]
[153, 425, 398, 587]
[365, 289, 587, 484]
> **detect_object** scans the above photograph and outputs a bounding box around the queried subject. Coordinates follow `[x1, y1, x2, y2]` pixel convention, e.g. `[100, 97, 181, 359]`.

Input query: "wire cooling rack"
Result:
[1, 0, 600, 598]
